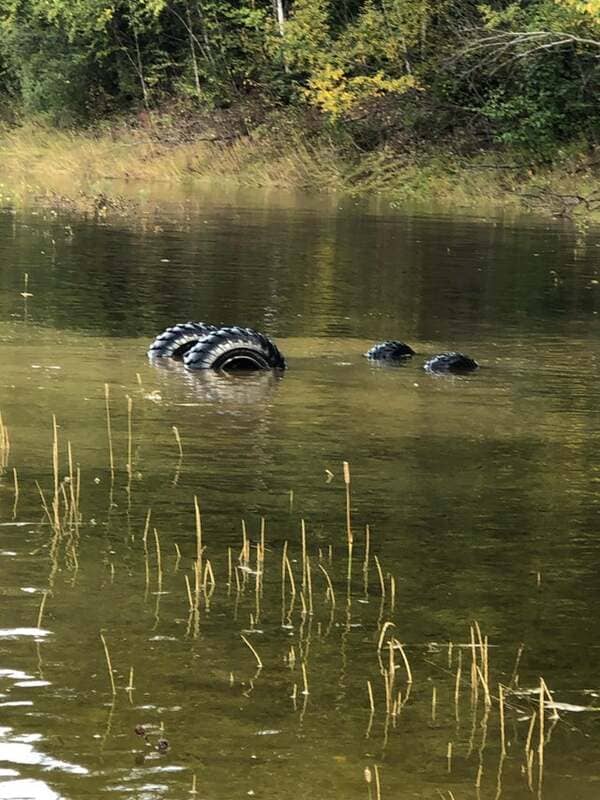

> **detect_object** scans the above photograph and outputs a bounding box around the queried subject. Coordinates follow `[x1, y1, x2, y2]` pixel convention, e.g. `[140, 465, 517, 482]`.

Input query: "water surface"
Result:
[1, 189, 600, 799]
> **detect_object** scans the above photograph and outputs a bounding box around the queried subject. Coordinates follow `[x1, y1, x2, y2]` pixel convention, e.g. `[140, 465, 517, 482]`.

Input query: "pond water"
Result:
[1, 188, 600, 799]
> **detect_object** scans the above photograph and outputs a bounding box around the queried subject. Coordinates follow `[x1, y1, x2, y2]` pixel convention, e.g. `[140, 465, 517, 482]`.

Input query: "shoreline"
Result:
[0, 122, 598, 224]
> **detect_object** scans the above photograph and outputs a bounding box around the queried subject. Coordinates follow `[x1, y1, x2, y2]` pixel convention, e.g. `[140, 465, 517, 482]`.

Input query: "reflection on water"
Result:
[0, 668, 87, 800]
[148, 358, 284, 408]
[0, 193, 599, 798]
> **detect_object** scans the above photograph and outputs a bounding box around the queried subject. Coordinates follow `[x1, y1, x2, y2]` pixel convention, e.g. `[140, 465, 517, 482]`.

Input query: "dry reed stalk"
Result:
[2, 422, 8, 462]
[100, 633, 116, 695]
[299, 591, 307, 619]
[11, 466, 19, 519]
[454, 649, 462, 721]
[527, 748, 535, 791]
[75, 467, 81, 528]
[51, 415, 60, 533]
[204, 559, 216, 594]
[142, 508, 152, 549]
[538, 677, 545, 777]
[301, 661, 309, 695]
[387, 642, 396, 703]
[475, 763, 483, 789]
[36, 591, 48, 629]
[126, 395, 133, 478]
[281, 540, 288, 607]
[190, 774, 197, 796]
[174, 542, 182, 562]
[240, 519, 250, 572]
[172, 425, 183, 458]
[104, 384, 114, 479]
[241, 634, 263, 669]
[194, 496, 203, 594]
[287, 645, 296, 669]
[389, 575, 396, 612]
[284, 551, 297, 599]
[0, 412, 10, 470]
[184, 574, 194, 610]
[469, 626, 479, 706]
[318, 563, 336, 608]
[473, 620, 484, 664]
[374, 555, 386, 597]
[253, 546, 261, 622]
[483, 635, 489, 686]
[66, 442, 76, 528]
[476, 665, 492, 708]
[524, 710, 536, 758]
[393, 639, 413, 684]
[363, 524, 370, 595]
[301, 519, 307, 595]
[36, 481, 56, 532]
[227, 546, 233, 591]
[377, 621, 395, 653]
[374, 765, 381, 800]
[343, 461, 352, 582]
[153, 528, 163, 592]
[499, 683, 506, 755]
[509, 643, 524, 687]
[431, 685, 437, 722]
[126, 666, 134, 702]
[383, 667, 391, 715]
[447, 742, 453, 772]
[306, 553, 313, 616]
[447, 640, 453, 669]
[540, 677, 559, 720]
[172, 425, 183, 485]
[367, 680, 375, 713]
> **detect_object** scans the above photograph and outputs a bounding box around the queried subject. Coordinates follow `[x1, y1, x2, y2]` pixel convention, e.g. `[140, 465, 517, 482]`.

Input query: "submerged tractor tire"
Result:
[147, 322, 218, 360]
[365, 341, 415, 361]
[424, 352, 478, 373]
[183, 326, 286, 372]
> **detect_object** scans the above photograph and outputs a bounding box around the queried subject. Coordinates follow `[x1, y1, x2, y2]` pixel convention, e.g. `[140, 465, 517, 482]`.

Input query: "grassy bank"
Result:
[0, 118, 598, 222]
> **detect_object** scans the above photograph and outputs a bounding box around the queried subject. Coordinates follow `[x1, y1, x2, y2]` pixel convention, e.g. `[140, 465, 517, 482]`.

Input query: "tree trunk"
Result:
[273, 0, 285, 36]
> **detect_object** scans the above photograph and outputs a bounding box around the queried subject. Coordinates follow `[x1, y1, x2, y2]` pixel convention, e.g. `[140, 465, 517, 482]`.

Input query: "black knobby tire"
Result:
[424, 352, 478, 373]
[183, 326, 286, 372]
[148, 322, 218, 360]
[365, 341, 415, 361]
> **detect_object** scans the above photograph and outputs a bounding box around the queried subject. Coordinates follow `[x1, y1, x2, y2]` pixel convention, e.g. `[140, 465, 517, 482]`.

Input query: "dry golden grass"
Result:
[0, 122, 597, 221]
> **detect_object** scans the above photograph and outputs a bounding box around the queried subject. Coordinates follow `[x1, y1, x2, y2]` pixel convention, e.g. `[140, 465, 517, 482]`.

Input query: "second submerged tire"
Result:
[147, 322, 218, 360]
[424, 352, 479, 373]
[365, 341, 415, 361]
[184, 327, 286, 372]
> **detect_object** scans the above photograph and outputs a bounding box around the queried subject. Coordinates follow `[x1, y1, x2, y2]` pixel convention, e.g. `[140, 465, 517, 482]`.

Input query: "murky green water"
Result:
[1, 189, 600, 799]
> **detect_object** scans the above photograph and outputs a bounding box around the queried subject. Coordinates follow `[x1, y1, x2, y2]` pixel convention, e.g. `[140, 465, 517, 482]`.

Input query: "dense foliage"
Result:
[0, 0, 598, 158]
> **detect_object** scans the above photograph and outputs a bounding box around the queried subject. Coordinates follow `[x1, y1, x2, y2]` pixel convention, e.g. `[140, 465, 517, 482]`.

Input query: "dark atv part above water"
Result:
[424, 352, 479, 373]
[364, 341, 416, 361]
[184, 326, 286, 372]
[147, 321, 218, 360]
[148, 322, 287, 372]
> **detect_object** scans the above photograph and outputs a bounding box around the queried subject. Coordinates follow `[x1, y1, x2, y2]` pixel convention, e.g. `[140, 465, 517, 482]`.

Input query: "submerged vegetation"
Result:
[0, 0, 598, 215]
